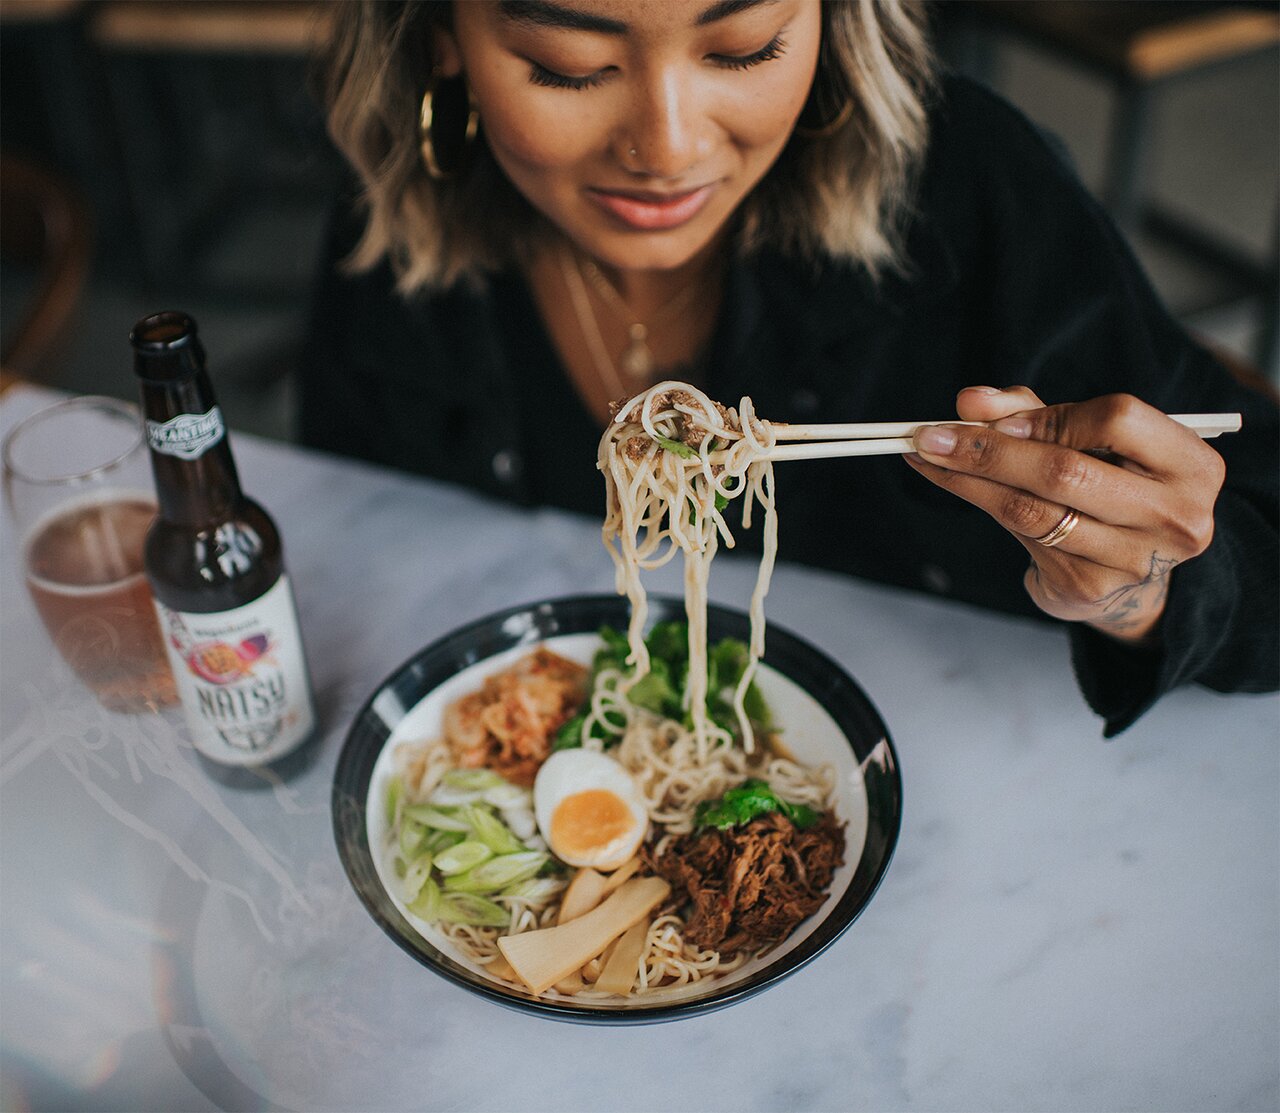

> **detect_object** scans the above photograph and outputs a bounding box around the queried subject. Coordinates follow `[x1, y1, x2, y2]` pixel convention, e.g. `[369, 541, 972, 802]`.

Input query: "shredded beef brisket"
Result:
[642, 810, 845, 956]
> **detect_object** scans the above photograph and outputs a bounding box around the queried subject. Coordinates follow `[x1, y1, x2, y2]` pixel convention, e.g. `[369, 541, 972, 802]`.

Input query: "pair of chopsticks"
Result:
[761, 413, 1242, 462]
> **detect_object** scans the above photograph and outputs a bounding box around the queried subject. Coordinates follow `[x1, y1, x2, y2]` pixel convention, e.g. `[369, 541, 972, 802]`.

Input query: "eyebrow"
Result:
[498, 0, 776, 35]
[695, 0, 775, 27]
[498, 1, 628, 34]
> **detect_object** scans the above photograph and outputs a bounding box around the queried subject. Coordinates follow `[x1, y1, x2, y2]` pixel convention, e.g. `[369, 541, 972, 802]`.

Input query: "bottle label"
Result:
[154, 575, 315, 765]
[146, 405, 226, 460]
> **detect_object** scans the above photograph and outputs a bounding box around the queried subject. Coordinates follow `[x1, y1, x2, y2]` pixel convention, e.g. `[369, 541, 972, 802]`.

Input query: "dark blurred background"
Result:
[2, 0, 1277, 441]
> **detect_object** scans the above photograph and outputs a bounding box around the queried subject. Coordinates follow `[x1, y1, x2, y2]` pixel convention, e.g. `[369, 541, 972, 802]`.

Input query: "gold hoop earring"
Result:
[419, 79, 478, 180]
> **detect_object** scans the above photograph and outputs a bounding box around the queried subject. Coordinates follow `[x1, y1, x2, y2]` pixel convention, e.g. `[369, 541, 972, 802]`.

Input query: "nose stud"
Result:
[628, 147, 637, 157]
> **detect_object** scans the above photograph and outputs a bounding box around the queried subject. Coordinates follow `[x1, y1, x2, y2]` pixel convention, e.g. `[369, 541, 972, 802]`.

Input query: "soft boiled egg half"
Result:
[533, 749, 648, 871]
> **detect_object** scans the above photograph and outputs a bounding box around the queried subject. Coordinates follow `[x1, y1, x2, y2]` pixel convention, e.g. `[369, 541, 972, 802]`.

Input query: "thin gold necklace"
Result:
[558, 244, 630, 401]
[577, 254, 704, 381]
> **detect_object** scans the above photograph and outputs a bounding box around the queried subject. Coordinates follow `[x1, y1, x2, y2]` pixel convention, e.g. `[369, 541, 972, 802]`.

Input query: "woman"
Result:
[303, 0, 1278, 734]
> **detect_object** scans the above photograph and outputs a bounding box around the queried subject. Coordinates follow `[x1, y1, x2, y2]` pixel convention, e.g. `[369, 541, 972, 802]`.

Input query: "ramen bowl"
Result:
[332, 594, 901, 1024]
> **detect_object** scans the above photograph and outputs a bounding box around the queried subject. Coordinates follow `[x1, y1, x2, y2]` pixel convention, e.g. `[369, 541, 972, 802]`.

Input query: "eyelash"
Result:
[712, 33, 789, 71]
[527, 33, 789, 91]
[529, 63, 610, 91]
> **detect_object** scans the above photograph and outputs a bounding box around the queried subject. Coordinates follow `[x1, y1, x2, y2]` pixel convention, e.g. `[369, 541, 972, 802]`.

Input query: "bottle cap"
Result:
[131, 311, 207, 382]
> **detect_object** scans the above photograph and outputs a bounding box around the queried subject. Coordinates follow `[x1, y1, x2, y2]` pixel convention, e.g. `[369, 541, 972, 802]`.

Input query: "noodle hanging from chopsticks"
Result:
[598, 382, 778, 757]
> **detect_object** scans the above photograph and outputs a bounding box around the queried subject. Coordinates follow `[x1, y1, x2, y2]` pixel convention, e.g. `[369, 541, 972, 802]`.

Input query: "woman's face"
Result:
[438, 0, 822, 273]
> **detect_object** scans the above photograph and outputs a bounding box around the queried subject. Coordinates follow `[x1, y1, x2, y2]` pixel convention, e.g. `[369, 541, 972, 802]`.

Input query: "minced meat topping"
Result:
[642, 809, 845, 956]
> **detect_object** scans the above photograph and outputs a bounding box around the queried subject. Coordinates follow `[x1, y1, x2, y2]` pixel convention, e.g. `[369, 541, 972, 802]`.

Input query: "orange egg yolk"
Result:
[550, 789, 634, 858]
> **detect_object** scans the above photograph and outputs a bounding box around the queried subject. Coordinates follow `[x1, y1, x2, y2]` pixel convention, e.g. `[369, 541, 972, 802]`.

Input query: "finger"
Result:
[909, 448, 1174, 635]
[904, 454, 1142, 568]
[988, 393, 1216, 481]
[911, 421, 1155, 529]
[954, 385, 1046, 424]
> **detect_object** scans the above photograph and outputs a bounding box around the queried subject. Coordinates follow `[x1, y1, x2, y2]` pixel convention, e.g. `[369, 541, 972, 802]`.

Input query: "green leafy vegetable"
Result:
[553, 711, 588, 751]
[694, 779, 820, 831]
[654, 434, 697, 459]
[561, 621, 775, 752]
[645, 621, 688, 668]
[553, 626, 637, 751]
[596, 624, 631, 668]
[625, 659, 681, 718]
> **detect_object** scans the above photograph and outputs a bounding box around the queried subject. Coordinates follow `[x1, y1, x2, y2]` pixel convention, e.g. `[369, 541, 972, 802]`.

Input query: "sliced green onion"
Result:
[407, 877, 442, 920]
[402, 852, 435, 902]
[463, 805, 527, 855]
[423, 828, 466, 854]
[435, 892, 510, 928]
[481, 782, 529, 810]
[403, 804, 472, 832]
[444, 852, 548, 894]
[428, 784, 486, 807]
[398, 819, 428, 859]
[501, 807, 537, 841]
[385, 774, 403, 828]
[433, 839, 494, 876]
[442, 769, 507, 792]
[501, 877, 563, 903]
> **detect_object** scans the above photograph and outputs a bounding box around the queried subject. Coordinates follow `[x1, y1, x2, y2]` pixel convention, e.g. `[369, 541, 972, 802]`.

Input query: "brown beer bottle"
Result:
[132, 310, 315, 765]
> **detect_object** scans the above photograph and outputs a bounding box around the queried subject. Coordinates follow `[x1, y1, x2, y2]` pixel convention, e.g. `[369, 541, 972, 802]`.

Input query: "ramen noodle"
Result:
[599, 382, 778, 757]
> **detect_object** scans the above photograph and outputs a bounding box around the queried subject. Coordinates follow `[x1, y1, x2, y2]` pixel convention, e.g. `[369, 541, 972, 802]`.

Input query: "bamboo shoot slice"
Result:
[600, 856, 641, 894]
[595, 917, 649, 996]
[553, 970, 585, 995]
[498, 877, 670, 995]
[484, 953, 520, 983]
[558, 867, 609, 923]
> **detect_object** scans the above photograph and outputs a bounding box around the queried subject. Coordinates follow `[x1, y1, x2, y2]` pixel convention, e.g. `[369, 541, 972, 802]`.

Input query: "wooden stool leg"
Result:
[1255, 205, 1279, 382]
[1104, 79, 1155, 234]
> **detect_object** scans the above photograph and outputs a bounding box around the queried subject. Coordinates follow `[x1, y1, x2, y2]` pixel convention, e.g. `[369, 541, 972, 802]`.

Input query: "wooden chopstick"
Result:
[769, 413, 1241, 441]
[762, 413, 1242, 462]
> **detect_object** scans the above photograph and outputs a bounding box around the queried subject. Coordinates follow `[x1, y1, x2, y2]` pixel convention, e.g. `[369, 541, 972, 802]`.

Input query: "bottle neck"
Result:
[140, 371, 244, 526]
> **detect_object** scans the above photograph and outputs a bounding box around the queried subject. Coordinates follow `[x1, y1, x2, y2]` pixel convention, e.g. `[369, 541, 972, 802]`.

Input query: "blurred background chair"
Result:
[88, 0, 339, 302]
[0, 0, 342, 434]
[0, 0, 1275, 434]
[945, 0, 1280, 380]
[1, 152, 91, 389]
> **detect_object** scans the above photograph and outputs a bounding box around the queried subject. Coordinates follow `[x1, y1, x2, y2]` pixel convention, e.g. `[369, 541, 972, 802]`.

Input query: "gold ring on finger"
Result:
[1034, 508, 1081, 548]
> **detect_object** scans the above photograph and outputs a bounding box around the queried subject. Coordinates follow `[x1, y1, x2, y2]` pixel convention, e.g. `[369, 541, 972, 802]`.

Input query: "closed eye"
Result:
[709, 32, 788, 70]
[529, 61, 613, 90]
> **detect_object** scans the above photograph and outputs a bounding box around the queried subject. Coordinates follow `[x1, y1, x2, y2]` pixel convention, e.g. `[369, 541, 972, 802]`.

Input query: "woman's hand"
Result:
[904, 385, 1227, 644]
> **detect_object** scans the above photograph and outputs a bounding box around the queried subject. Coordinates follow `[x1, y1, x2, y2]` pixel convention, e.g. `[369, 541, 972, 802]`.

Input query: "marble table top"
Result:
[1, 384, 1276, 1112]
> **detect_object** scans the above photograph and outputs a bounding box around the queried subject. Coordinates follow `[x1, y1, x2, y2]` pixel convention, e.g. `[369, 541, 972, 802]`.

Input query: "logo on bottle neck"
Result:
[147, 405, 225, 460]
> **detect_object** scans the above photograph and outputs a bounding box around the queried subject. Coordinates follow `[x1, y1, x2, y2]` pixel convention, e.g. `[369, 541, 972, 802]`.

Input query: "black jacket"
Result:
[301, 75, 1279, 735]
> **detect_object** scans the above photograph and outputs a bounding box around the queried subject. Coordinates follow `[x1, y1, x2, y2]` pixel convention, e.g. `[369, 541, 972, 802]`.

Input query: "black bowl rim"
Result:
[331, 593, 902, 1025]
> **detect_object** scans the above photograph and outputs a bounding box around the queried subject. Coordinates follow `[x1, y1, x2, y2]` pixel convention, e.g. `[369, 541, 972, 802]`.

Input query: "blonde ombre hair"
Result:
[319, 1, 936, 293]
